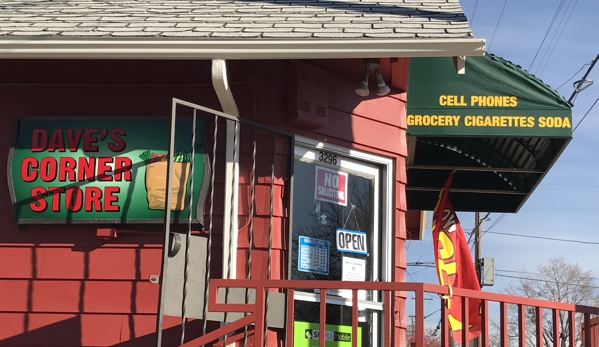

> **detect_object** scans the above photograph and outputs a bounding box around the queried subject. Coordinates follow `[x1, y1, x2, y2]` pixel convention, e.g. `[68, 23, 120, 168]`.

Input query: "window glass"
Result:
[289, 146, 384, 346]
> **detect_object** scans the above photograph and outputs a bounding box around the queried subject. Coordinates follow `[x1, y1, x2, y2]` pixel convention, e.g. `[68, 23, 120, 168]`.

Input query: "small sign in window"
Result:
[336, 228, 368, 255]
[314, 166, 348, 206]
[298, 236, 330, 275]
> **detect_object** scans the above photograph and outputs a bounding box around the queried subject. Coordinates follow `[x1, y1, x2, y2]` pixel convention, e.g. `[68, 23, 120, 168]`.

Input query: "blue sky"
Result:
[406, 0, 599, 322]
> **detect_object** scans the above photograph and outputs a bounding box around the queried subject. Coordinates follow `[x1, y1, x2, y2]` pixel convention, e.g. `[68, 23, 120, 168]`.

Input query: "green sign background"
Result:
[8, 118, 210, 224]
[293, 321, 362, 347]
[407, 54, 572, 137]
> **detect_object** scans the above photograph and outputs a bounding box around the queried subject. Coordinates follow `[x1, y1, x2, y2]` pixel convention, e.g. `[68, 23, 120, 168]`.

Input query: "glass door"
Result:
[290, 144, 383, 347]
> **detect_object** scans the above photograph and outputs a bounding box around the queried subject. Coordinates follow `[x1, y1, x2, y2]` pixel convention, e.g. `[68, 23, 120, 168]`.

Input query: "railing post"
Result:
[384, 290, 392, 347]
[482, 299, 489, 347]
[441, 301, 449, 347]
[320, 289, 326, 347]
[553, 309, 560, 347]
[287, 289, 295, 347]
[518, 304, 526, 347]
[500, 302, 508, 347]
[536, 307, 543, 347]
[254, 285, 266, 347]
[462, 296, 469, 344]
[583, 312, 591, 347]
[568, 311, 575, 347]
[415, 288, 425, 347]
[352, 289, 358, 347]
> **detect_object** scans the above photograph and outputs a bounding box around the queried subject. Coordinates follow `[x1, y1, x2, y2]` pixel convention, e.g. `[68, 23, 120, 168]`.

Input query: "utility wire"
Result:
[538, 0, 579, 76]
[479, 230, 599, 245]
[573, 96, 599, 132]
[469, 0, 480, 26]
[568, 53, 598, 105]
[408, 262, 435, 266]
[529, 0, 568, 71]
[467, 212, 491, 244]
[496, 274, 599, 290]
[406, 270, 439, 299]
[534, 0, 574, 75]
[496, 268, 599, 281]
[483, 213, 507, 234]
[487, 0, 508, 51]
[556, 63, 590, 91]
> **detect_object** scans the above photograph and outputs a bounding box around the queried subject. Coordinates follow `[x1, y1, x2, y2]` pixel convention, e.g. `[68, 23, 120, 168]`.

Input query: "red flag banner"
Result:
[432, 173, 482, 343]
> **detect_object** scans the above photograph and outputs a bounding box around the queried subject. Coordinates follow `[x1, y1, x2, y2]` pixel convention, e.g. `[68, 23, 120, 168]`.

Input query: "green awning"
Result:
[406, 54, 572, 213]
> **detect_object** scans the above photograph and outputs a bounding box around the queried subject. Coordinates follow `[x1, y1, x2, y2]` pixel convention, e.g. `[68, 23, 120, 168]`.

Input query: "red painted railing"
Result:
[181, 279, 599, 347]
[582, 317, 599, 347]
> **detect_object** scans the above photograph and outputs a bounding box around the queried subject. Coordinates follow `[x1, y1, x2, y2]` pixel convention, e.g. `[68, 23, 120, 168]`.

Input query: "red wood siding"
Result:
[0, 58, 408, 346]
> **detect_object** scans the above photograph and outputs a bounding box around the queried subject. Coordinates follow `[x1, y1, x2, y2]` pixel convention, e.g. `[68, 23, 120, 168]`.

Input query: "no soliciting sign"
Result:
[314, 166, 348, 206]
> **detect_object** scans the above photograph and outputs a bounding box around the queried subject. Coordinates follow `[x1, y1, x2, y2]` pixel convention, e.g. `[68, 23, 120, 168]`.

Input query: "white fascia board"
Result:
[0, 38, 485, 59]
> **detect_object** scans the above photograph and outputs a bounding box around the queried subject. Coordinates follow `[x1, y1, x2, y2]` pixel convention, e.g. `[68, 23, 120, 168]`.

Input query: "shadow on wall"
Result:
[0, 314, 219, 347]
[0, 226, 223, 347]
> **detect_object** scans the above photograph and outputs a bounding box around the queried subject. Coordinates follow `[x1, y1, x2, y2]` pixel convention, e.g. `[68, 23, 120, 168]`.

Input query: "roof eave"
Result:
[0, 38, 486, 60]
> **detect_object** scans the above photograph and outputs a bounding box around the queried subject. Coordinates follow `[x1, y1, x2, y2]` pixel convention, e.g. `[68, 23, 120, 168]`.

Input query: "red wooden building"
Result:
[0, 1, 596, 347]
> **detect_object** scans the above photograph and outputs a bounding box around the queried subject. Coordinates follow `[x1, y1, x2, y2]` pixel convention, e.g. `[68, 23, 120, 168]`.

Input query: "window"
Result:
[289, 137, 393, 347]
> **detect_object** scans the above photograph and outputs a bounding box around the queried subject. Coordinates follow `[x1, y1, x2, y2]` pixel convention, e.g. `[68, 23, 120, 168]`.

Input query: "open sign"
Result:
[336, 228, 367, 255]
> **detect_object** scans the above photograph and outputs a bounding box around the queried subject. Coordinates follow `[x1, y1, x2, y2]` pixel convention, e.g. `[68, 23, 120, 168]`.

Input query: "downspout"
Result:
[212, 59, 240, 281]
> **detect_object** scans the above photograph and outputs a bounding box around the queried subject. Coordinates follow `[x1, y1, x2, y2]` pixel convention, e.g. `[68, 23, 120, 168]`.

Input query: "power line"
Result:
[496, 268, 599, 281]
[538, 0, 579, 77]
[573, 96, 599, 132]
[487, 0, 508, 51]
[469, 0, 480, 26]
[568, 53, 598, 105]
[480, 230, 599, 245]
[496, 274, 599, 290]
[467, 212, 491, 244]
[483, 213, 507, 234]
[407, 262, 435, 267]
[543, 177, 599, 187]
[406, 270, 439, 299]
[556, 62, 591, 91]
[528, 0, 568, 71]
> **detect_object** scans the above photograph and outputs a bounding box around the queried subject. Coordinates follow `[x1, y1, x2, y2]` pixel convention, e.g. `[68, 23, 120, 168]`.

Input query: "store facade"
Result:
[0, 56, 421, 347]
[0, 1, 500, 347]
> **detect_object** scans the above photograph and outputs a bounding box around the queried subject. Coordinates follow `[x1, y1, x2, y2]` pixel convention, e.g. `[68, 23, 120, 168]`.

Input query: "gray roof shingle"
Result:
[0, 0, 474, 40]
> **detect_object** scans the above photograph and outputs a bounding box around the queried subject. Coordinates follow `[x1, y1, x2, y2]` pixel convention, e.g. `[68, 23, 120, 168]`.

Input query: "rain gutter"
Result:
[0, 38, 486, 59]
[211, 59, 240, 282]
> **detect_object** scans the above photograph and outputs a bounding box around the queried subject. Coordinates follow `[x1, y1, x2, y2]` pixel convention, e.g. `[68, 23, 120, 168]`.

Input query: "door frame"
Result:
[289, 136, 395, 346]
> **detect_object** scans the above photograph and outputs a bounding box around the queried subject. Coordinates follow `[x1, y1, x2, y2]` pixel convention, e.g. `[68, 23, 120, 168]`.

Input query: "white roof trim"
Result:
[0, 38, 486, 60]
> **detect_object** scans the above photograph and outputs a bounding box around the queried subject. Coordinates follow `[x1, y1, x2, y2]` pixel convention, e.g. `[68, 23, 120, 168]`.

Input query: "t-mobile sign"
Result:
[314, 166, 348, 206]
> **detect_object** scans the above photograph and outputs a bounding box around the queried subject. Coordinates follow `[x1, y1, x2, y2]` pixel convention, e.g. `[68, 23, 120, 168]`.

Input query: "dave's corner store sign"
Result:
[406, 55, 573, 138]
[8, 118, 210, 224]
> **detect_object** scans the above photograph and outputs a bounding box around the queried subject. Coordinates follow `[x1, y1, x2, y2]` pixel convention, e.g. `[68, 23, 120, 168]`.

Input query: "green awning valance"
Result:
[407, 54, 572, 137]
[405, 54, 572, 213]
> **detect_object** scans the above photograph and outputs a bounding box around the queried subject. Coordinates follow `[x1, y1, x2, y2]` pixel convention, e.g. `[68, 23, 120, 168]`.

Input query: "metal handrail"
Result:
[180, 279, 599, 347]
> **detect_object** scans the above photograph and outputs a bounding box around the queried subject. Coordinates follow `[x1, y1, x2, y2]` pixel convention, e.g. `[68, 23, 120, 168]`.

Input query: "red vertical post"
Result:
[536, 307, 543, 347]
[568, 311, 575, 347]
[583, 313, 591, 347]
[384, 290, 392, 347]
[352, 289, 358, 347]
[552, 309, 560, 347]
[287, 289, 295, 347]
[415, 290, 425, 347]
[482, 299, 489, 347]
[320, 289, 326, 347]
[518, 304, 526, 347]
[254, 285, 266, 347]
[441, 301, 449, 347]
[500, 302, 508, 347]
[462, 296, 469, 344]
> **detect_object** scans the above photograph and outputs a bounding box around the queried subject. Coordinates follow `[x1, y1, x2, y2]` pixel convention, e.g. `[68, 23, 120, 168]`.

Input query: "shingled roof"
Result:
[0, 0, 486, 59]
